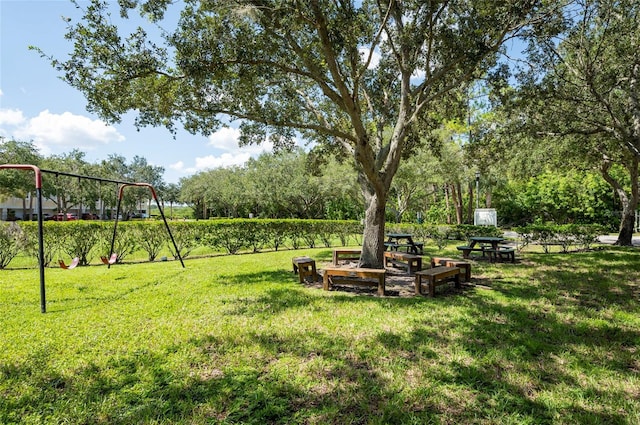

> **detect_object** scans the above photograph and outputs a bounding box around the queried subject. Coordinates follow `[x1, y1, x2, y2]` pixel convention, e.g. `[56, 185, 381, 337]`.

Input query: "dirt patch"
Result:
[300, 261, 474, 298]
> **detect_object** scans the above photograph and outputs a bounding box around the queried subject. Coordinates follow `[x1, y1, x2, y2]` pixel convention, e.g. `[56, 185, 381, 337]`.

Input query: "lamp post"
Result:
[475, 171, 480, 209]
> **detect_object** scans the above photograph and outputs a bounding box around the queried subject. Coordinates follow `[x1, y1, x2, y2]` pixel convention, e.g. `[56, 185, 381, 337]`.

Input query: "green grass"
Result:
[1, 244, 639, 424]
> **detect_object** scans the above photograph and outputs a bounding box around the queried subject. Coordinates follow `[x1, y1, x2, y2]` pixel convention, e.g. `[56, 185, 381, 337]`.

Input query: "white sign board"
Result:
[474, 208, 497, 226]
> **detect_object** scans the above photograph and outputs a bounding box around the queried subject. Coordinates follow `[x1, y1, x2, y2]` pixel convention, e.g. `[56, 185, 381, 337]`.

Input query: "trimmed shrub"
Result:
[166, 221, 201, 259]
[515, 224, 606, 253]
[21, 222, 64, 267]
[132, 221, 168, 261]
[0, 222, 27, 269]
[59, 221, 102, 266]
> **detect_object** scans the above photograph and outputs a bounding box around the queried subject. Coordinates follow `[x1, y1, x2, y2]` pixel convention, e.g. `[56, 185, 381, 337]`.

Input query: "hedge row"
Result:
[514, 223, 606, 253]
[0, 220, 607, 269]
[0, 219, 364, 269]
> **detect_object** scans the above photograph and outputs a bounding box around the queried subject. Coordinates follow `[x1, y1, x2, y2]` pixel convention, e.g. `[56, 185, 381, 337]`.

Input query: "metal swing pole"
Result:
[0, 164, 46, 313]
[108, 184, 123, 269]
[111, 183, 185, 268]
[150, 187, 185, 268]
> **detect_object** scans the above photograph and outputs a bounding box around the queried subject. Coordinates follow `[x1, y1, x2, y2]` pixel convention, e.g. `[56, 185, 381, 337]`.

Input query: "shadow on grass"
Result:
[1, 328, 432, 424]
[2, 248, 638, 423]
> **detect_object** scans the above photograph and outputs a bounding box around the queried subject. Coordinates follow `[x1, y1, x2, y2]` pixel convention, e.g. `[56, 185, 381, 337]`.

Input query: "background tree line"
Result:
[0, 138, 165, 220]
[0, 134, 622, 230]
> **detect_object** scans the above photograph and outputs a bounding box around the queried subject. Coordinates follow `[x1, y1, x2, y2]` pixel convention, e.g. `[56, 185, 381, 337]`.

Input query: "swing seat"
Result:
[101, 254, 117, 265]
[59, 257, 80, 270]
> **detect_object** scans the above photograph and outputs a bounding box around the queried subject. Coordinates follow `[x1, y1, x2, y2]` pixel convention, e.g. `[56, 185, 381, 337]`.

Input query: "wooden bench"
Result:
[430, 256, 455, 268]
[292, 256, 318, 283]
[332, 248, 361, 265]
[456, 245, 486, 259]
[383, 251, 422, 275]
[323, 267, 386, 296]
[493, 246, 515, 263]
[431, 257, 471, 282]
[414, 266, 461, 297]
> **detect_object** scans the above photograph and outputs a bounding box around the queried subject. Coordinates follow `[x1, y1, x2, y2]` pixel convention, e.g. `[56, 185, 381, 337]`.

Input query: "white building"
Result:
[0, 196, 59, 221]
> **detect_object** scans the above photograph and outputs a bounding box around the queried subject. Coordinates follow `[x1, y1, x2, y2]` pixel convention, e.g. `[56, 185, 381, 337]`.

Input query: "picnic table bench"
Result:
[456, 245, 487, 259]
[383, 251, 422, 275]
[384, 242, 425, 253]
[323, 266, 386, 296]
[332, 248, 362, 265]
[430, 257, 471, 282]
[292, 256, 318, 283]
[485, 246, 516, 263]
[414, 266, 461, 297]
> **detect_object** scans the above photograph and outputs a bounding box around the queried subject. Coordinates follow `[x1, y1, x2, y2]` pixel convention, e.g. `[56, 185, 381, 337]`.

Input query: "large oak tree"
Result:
[43, 0, 554, 266]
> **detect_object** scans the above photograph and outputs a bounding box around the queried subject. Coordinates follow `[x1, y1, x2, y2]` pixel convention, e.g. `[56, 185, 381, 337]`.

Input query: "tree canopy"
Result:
[509, 0, 640, 244]
[42, 0, 559, 265]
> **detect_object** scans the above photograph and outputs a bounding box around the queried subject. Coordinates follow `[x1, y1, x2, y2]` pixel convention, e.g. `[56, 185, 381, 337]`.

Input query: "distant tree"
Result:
[0, 138, 42, 220]
[246, 150, 327, 219]
[41, 150, 91, 217]
[129, 155, 165, 217]
[160, 182, 181, 219]
[43, 0, 557, 266]
[179, 173, 210, 219]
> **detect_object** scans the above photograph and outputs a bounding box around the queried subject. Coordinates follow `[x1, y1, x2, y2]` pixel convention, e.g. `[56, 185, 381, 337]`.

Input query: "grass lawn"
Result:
[1, 244, 639, 424]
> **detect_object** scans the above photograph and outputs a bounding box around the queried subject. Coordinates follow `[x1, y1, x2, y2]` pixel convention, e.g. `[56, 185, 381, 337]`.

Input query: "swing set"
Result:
[0, 164, 185, 313]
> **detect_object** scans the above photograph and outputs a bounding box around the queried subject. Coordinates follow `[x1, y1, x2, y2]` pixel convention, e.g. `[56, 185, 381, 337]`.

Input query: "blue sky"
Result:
[0, 0, 276, 183]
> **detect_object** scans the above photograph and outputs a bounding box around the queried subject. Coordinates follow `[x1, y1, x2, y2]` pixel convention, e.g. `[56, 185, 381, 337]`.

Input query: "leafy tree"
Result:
[493, 170, 617, 227]
[42, 0, 555, 266]
[246, 149, 326, 219]
[41, 150, 92, 217]
[515, 0, 640, 245]
[160, 182, 181, 219]
[129, 155, 165, 217]
[179, 172, 210, 219]
[0, 138, 43, 220]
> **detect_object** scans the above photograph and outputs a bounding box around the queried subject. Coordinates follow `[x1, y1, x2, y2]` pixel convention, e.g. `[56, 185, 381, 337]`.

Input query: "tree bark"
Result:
[359, 184, 386, 269]
[451, 182, 463, 224]
[601, 156, 639, 246]
[467, 182, 474, 224]
[444, 185, 451, 224]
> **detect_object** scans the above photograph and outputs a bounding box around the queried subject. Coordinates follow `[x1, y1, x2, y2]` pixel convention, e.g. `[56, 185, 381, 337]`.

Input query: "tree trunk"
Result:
[451, 182, 463, 224]
[444, 185, 451, 224]
[601, 156, 639, 246]
[617, 204, 636, 245]
[467, 182, 474, 224]
[359, 196, 386, 269]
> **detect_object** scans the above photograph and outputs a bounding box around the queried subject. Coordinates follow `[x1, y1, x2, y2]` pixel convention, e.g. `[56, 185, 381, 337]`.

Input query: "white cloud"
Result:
[0, 108, 26, 126]
[207, 127, 241, 150]
[186, 152, 252, 173]
[359, 47, 381, 69]
[411, 68, 425, 82]
[169, 160, 184, 171]
[207, 126, 274, 154]
[0, 109, 125, 155]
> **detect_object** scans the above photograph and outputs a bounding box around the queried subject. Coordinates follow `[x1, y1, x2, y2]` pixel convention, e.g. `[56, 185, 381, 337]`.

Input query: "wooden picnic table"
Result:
[469, 236, 504, 250]
[457, 236, 505, 260]
[385, 233, 423, 254]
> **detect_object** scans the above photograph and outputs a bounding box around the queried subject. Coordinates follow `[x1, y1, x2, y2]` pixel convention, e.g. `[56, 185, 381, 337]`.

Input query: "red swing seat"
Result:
[100, 253, 117, 265]
[59, 257, 80, 270]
